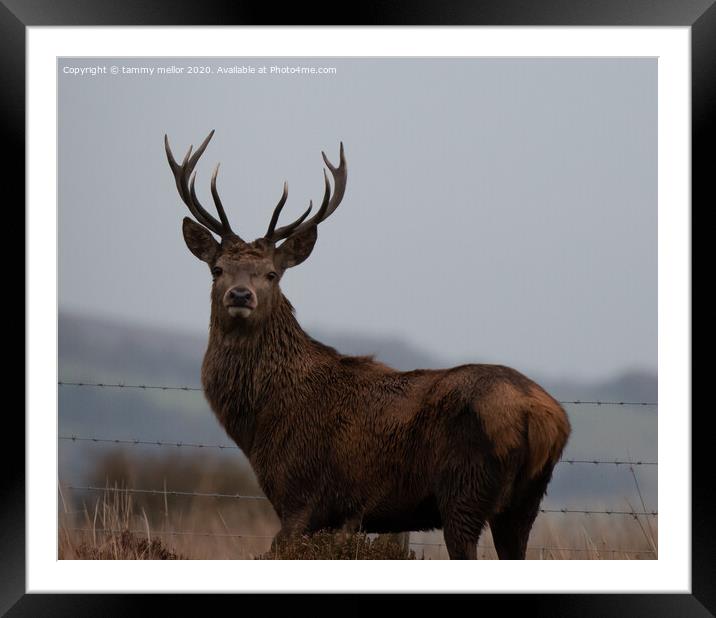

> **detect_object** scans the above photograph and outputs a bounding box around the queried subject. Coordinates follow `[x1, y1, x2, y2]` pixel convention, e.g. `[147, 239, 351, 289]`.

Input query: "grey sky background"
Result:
[58, 57, 656, 382]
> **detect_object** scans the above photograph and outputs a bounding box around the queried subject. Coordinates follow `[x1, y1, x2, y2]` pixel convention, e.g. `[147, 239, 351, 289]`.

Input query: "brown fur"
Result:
[170, 138, 571, 559]
[189, 243, 571, 559]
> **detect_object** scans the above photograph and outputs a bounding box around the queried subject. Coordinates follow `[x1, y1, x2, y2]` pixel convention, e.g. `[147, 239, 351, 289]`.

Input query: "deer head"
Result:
[165, 131, 347, 328]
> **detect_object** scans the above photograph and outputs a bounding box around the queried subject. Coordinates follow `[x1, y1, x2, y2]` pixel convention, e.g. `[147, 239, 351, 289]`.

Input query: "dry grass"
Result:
[58, 449, 657, 560]
[59, 483, 183, 559]
[261, 532, 416, 560]
[70, 530, 183, 560]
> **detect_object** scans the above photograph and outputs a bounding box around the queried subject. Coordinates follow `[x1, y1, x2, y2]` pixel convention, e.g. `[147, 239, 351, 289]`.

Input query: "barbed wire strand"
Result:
[62, 485, 657, 517]
[68, 527, 271, 540]
[60, 435, 241, 451]
[65, 485, 268, 501]
[58, 434, 657, 467]
[58, 381, 658, 407]
[60, 381, 202, 392]
[58, 378, 658, 557]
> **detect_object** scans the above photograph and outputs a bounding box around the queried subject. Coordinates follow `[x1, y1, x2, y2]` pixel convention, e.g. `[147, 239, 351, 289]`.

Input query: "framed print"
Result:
[7, 0, 708, 612]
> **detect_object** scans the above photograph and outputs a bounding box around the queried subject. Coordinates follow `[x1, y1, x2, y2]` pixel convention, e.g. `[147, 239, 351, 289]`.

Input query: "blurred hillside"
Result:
[59, 311, 657, 401]
[58, 311, 658, 518]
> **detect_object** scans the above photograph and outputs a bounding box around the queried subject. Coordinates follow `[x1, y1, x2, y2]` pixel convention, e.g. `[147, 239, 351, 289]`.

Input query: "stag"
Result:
[165, 131, 571, 559]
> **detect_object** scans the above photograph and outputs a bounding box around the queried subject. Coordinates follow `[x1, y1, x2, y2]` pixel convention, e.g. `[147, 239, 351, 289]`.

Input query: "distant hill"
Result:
[60, 312, 207, 386]
[543, 371, 657, 406]
[59, 311, 656, 403]
[58, 311, 657, 508]
[59, 311, 444, 383]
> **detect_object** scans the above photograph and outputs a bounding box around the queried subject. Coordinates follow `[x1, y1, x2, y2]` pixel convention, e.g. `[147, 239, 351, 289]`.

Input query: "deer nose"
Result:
[227, 287, 254, 307]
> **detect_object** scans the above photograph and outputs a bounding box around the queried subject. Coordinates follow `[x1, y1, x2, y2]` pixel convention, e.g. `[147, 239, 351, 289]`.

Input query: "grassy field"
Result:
[58, 449, 657, 560]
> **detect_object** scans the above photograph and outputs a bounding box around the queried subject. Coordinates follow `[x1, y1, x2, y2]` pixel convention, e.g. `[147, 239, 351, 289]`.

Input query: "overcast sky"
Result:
[58, 57, 656, 382]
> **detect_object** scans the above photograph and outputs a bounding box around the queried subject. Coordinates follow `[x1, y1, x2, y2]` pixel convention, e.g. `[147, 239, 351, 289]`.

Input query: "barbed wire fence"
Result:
[58, 434, 658, 467]
[58, 380, 659, 407]
[60, 483, 658, 518]
[58, 380, 658, 558]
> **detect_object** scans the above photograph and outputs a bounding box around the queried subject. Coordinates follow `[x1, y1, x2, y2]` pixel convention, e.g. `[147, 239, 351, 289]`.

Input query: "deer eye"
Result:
[211, 266, 223, 279]
[267, 271, 278, 282]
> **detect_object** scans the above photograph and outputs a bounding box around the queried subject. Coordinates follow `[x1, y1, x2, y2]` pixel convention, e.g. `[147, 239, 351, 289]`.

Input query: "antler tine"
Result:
[165, 131, 241, 241]
[266, 143, 347, 243]
[170, 142, 217, 231]
[188, 171, 223, 232]
[268, 173, 327, 241]
[265, 182, 289, 238]
[321, 141, 347, 219]
[187, 130, 214, 170]
[164, 136, 192, 205]
[165, 132, 217, 230]
[270, 202, 314, 240]
[210, 163, 233, 234]
[180, 132, 225, 232]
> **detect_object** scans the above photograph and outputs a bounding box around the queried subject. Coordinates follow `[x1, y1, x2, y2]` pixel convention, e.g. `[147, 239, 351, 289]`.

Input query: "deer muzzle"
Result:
[225, 287, 256, 318]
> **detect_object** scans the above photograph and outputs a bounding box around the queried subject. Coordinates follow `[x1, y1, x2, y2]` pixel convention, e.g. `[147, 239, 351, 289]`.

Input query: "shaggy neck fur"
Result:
[201, 293, 323, 454]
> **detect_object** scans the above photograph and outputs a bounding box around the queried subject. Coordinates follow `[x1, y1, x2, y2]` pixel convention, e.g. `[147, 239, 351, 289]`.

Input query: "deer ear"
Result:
[275, 225, 318, 270]
[182, 217, 220, 264]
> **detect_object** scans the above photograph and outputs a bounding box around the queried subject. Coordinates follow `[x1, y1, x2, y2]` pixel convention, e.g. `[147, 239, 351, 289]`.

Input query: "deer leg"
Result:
[341, 513, 365, 534]
[442, 516, 481, 560]
[438, 461, 502, 560]
[489, 511, 531, 560]
[490, 467, 552, 560]
[439, 497, 489, 560]
[270, 509, 312, 555]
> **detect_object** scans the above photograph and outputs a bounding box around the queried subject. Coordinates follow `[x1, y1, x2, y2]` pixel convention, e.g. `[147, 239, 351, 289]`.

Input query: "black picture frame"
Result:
[7, 0, 708, 613]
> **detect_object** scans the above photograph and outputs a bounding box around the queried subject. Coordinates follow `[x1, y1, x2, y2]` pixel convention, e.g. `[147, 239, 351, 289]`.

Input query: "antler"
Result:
[165, 130, 242, 243]
[265, 143, 347, 244]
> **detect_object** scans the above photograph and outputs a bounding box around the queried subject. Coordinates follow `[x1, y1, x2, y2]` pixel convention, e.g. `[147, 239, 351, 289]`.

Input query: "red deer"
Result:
[165, 131, 571, 559]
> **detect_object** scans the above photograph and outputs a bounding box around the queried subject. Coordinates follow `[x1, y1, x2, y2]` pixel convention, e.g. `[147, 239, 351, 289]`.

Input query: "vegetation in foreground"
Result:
[58, 449, 657, 560]
[71, 529, 183, 560]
